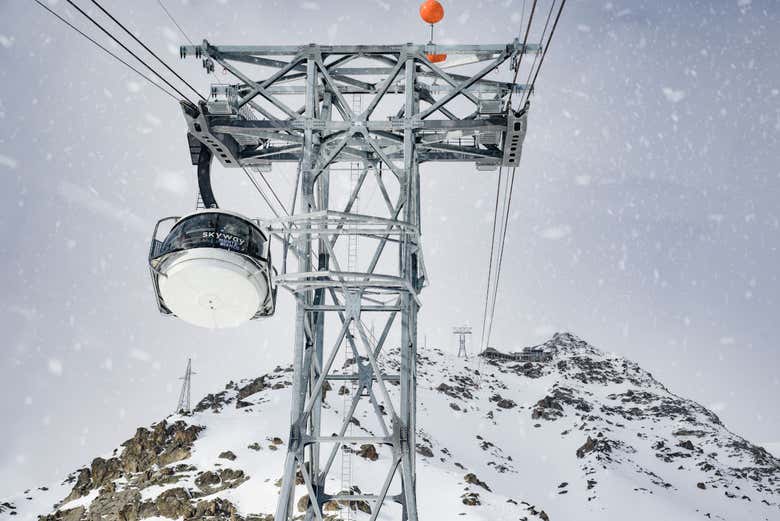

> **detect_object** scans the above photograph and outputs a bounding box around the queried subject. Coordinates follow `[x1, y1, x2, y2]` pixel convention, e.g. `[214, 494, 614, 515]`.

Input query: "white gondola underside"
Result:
[158, 248, 270, 329]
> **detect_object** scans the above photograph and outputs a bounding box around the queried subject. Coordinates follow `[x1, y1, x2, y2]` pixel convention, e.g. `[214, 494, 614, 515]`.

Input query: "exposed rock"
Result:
[120, 420, 204, 474]
[89, 457, 121, 490]
[576, 436, 611, 459]
[63, 469, 91, 503]
[435, 380, 475, 401]
[296, 495, 309, 513]
[416, 444, 434, 458]
[461, 492, 481, 506]
[195, 470, 221, 490]
[138, 501, 158, 519]
[155, 487, 192, 519]
[218, 450, 237, 461]
[678, 440, 695, 451]
[237, 376, 267, 401]
[195, 468, 249, 494]
[490, 394, 517, 409]
[532, 387, 591, 421]
[38, 506, 84, 521]
[86, 489, 142, 521]
[358, 444, 379, 461]
[320, 487, 371, 515]
[464, 473, 492, 492]
[194, 390, 232, 413]
[192, 497, 236, 518]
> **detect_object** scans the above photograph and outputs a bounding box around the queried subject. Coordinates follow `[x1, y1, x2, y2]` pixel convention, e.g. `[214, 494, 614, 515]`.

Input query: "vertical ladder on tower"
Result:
[339, 93, 363, 520]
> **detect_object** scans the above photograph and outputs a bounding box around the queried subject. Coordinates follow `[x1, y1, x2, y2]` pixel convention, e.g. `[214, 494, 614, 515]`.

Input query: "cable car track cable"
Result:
[88, 0, 205, 101]
[32, 0, 180, 102]
[480, 0, 539, 352]
[62, 0, 195, 104]
[148, 0, 289, 223]
[520, 0, 555, 105]
[484, 165, 518, 351]
[256, 170, 290, 217]
[479, 165, 505, 351]
[156, 0, 194, 45]
[480, 0, 568, 358]
[242, 167, 282, 219]
[525, 0, 567, 102]
[506, 0, 537, 111]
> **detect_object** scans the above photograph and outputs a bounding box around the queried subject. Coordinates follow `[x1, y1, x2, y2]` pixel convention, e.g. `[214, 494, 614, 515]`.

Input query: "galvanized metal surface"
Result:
[179, 40, 533, 521]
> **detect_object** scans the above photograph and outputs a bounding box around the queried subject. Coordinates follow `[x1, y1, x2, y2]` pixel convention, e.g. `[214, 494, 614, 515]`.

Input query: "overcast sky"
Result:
[1, 0, 778, 497]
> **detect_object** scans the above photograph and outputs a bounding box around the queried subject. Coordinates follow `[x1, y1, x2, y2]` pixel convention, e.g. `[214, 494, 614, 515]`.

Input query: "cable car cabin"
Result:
[148, 210, 276, 328]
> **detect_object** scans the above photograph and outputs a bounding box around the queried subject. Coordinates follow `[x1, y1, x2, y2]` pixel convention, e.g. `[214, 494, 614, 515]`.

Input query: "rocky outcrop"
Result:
[122, 420, 204, 473]
[195, 468, 249, 494]
[532, 386, 591, 421]
[48, 420, 205, 520]
[575, 434, 617, 460]
[489, 394, 517, 409]
[218, 450, 237, 461]
[155, 487, 192, 518]
[321, 487, 371, 515]
[38, 506, 84, 521]
[357, 444, 379, 461]
[237, 376, 268, 401]
[194, 390, 232, 413]
[461, 492, 480, 506]
[464, 473, 491, 492]
[85, 489, 142, 521]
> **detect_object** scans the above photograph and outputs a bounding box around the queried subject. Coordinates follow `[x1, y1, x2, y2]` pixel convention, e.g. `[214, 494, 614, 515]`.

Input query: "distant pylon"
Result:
[453, 326, 472, 358]
[175, 358, 196, 414]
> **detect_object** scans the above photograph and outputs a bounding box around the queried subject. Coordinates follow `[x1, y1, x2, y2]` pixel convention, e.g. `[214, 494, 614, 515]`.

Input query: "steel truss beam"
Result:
[179, 40, 534, 521]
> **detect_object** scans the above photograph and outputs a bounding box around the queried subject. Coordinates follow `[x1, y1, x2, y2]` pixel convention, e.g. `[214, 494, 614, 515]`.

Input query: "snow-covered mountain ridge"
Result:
[2, 333, 778, 520]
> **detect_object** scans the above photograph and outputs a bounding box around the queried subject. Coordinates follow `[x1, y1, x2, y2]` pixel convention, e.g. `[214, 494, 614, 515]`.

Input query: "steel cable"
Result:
[33, 0, 180, 101]
[156, 0, 194, 45]
[63, 0, 195, 103]
[524, 0, 568, 104]
[479, 1, 567, 375]
[89, 0, 205, 101]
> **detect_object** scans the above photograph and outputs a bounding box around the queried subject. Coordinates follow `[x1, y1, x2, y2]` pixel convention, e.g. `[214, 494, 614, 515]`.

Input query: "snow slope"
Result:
[2, 333, 778, 520]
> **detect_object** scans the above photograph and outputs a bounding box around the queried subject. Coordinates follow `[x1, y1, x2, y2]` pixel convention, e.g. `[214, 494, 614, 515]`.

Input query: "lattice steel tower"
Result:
[453, 326, 472, 358]
[175, 358, 195, 414]
[178, 38, 536, 521]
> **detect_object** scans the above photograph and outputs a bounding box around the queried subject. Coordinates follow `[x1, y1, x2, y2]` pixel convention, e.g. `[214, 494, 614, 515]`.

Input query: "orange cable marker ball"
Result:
[420, 0, 445, 24]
